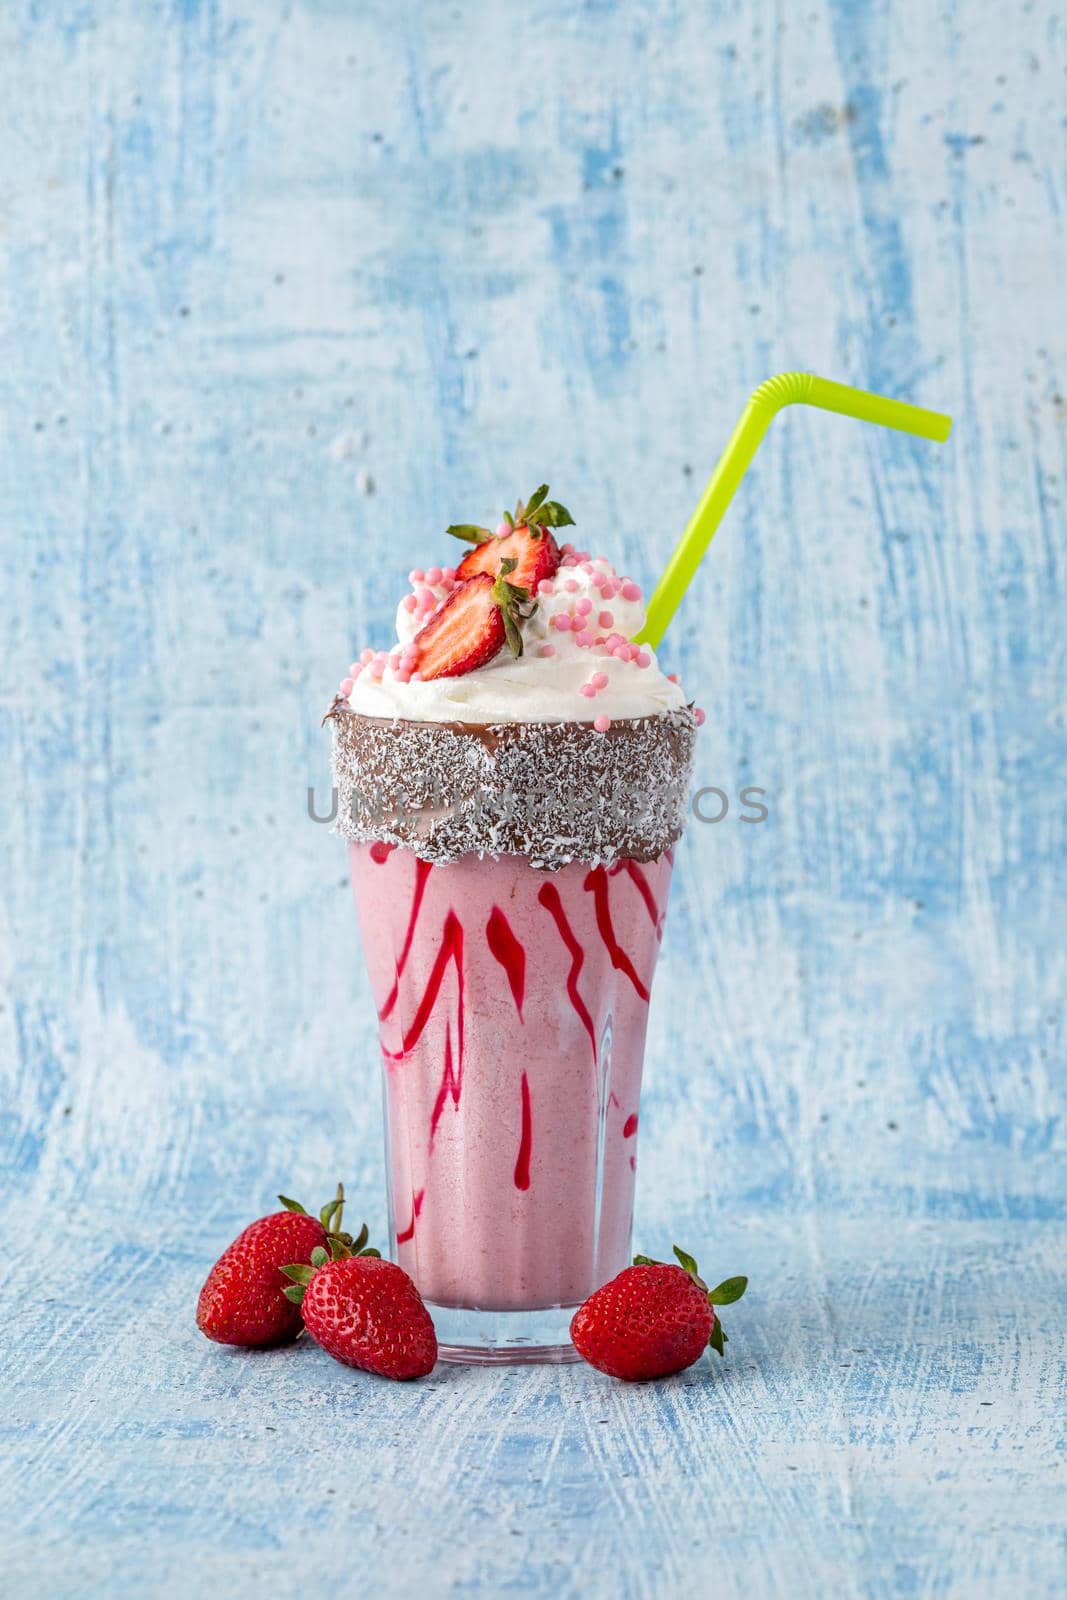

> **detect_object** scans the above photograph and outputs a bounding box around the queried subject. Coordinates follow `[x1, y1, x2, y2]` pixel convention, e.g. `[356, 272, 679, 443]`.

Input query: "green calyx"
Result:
[277, 1184, 381, 1305]
[446, 483, 575, 547]
[632, 1246, 748, 1358]
[491, 557, 531, 659]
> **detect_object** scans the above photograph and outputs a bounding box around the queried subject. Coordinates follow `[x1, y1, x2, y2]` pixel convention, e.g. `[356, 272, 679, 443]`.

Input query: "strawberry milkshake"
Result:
[327, 487, 697, 1361]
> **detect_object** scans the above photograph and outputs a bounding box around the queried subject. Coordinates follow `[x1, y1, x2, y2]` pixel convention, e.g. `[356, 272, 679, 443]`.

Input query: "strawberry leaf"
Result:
[706, 1275, 748, 1305]
[280, 1263, 315, 1284]
[278, 1195, 307, 1214]
[522, 484, 549, 521]
[537, 500, 574, 529]
[673, 1245, 700, 1277]
[632, 1253, 665, 1266]
[310, 1246, 329, 1268]
[282, 1284, 307, 1305]
[351, 1222, 369, 1254]
[708, 1320, 726, 1357]
[360, 1246, 382, 1258]
[447, 523, 493, 544]
[319, 1184, 345, 1234]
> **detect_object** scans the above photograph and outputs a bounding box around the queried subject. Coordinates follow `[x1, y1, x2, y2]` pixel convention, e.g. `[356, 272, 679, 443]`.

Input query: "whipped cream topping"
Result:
[341, 545, 687, 725]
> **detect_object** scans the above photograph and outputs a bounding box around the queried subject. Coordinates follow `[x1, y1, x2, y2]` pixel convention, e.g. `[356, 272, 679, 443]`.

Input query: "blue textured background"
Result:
[2, 3, 1064, 1596]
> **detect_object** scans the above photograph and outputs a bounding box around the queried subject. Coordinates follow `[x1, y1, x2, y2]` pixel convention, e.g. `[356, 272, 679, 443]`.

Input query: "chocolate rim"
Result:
[327, 701, 696, 869]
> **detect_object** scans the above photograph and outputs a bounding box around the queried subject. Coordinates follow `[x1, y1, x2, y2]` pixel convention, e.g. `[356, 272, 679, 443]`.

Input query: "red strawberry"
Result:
[409, 565, 529, 680]
[454, 523, 560, 590]
[196, 1186, 351, 1349]
[446, 483, 570, 590]
[284, 1249, 437, 1381]
[570, 1246, 748, 1381]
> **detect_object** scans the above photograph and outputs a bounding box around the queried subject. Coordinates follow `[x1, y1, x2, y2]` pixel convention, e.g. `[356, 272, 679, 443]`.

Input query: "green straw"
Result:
[635, 371, 953, 649]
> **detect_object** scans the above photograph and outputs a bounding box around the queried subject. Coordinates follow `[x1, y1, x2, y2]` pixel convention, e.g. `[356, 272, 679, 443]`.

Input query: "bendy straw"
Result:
[636, 371, 952, 650]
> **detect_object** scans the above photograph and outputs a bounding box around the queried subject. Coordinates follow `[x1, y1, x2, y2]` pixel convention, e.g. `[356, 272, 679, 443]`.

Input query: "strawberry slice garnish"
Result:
[447, 483, 571, 591]
[409, 562, 530, 681]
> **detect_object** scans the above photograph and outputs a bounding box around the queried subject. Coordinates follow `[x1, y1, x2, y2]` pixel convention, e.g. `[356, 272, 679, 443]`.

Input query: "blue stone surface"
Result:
[1, 2, 1063, 1596]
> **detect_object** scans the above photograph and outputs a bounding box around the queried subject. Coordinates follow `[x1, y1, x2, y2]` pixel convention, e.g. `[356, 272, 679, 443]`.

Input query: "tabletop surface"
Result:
[2, 2, 1064, 1597]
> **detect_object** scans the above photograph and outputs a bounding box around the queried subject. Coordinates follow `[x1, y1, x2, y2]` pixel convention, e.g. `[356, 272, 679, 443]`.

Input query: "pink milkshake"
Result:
[328, 488, 696, 1360]
[350, 843, 673, 1316]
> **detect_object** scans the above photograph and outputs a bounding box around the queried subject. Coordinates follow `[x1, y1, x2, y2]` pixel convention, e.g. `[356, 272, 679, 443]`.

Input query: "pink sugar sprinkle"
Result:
[574, 629, 594, 647]
[408, 569, 424, 584]
[560, 555, 577, 567]
[425, 566, 442, 585]
[537, 578, 555, 596]
[598, 610, 614, 629]
[574, 597, 593, 615]
[565, 579, 580, 593]
[579, 683, 597, 698]
[694, 707, 706, 726]
[591, 671, 609, 690]
[395, 666, 411, 683]
[605, 633, 625, 649]
[348, 662, 360, 676]
[417, 586, 435, 607]
[552, 613, 572, 631]
[635, 650, 651, 669]
[537, 643, 556, 658]
[667, 672, 680, 684]
[360, 648, 374, 664]
[402, 593, 418, 613]
[371, 664, 385, 681]
[495, 521, 510, 539]
[575, 550, 590, 562]
[620, 580, 642, 601]
[593, 714, 612, 733]
[340, 677, 354, 696]
[442, 566, 455, 582]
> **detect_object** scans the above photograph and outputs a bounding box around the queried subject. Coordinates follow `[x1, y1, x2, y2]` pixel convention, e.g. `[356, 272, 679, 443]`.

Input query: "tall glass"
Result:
[349, 840, 675, 1362]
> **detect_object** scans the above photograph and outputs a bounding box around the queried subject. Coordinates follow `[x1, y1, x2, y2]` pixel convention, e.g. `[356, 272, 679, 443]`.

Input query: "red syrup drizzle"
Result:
[623, 1113, 639, 1138]
[378, 857, 434, 1022]
[513, 1070, 532, 1191]
[429, 1020, 461, 1145]
[396, 1188, 425, 1244]
[369, 841, 396, 864]
[583, 866, 651, 1002]
[537, 882, 598, 1064]
[486, 906, 526, 1018]
[381, 909, 464, 1069]
[624, 861, 660, 925]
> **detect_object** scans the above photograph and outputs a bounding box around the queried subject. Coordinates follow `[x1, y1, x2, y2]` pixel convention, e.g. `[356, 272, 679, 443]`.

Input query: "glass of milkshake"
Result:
[327, 490, 696, 1361]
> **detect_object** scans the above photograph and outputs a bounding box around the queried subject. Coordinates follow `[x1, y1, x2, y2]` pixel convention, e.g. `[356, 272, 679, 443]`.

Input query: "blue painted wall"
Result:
[2, 2, 1063, 1596]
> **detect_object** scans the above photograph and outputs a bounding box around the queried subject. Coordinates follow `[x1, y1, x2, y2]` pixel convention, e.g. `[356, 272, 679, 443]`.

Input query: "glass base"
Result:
[429, 1300, 583, 1365]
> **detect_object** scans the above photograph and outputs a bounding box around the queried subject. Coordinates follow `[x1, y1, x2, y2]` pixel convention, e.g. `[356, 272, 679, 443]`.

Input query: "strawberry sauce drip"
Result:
[513, 1071, 532, 1191]
[396, 1188, 425, 1244]
[537, 882, 598, 1064]
[583, 866, 650, 1002]
[369, 841, 396, 864]
[379, 857, 434, 1022]
[623, 1113, 639, 1138]
[486, 906, 526, 1018]
[623, 861, 660, 927]
[381, 908, 464, 1069]
[430, 1022, 461, 1144]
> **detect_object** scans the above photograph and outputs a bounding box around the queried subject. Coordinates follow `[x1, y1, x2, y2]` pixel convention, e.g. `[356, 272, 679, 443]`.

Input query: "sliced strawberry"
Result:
[409, 574, 505, 680]
[410, 565, 531, 680]
[455, 523, 560, 591]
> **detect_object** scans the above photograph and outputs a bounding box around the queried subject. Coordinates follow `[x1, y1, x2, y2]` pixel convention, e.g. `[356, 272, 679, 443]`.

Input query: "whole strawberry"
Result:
[196, 1185, 352, 1349]
[570, 1247, 747, 1381]
[283, 1246, 437, 1381]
